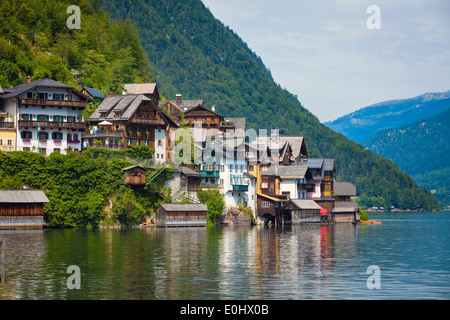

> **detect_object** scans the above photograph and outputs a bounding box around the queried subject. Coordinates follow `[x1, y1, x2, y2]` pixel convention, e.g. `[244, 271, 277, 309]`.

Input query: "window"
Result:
[161, 153, 164, 159]
[0, 139, 3, 145]
[220, 165, 225, 172]
[206, 164, 215, 171]
[72, 134, 79, 142]
[230, 165, 234, 172]
[274, 202, 280, 208]
[52, 132, 63, 140]
[54, 148, 61, 153]
[156, 154, 160, 159]
[38, 131, 49, 140]
[37, 114, 49, 121]
[261, 182, 268, 189]
[262, 166, 268, 172]
[23, 147, 30, 152]
[21, 114, 30, 120]
[21, 131, 32, 139]
[38, 148, 46, 155]
[219, 179, 224, 185]
[67, 116, 75, 122]
[158, 140, 162, 147]
[7, 139, 12, 146]
[261, 201, 270, 208]
[67, 133, 72, 142]
[53, 115, 62, 122]
[53, 93, 64, 100]
[249, 165, 254, 172]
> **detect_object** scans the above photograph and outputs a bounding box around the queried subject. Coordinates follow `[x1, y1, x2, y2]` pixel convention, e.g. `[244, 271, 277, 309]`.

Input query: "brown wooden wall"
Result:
[124, 168, 146, 185]
[0, 203, 44, 216]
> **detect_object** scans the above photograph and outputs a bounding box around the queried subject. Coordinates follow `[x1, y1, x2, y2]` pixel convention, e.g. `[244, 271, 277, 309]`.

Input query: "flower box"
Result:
[22, 138, 31, 142]
[39, 139, 47, 143]
[54, 140, 62, 143]
[68, 140, 80, 144]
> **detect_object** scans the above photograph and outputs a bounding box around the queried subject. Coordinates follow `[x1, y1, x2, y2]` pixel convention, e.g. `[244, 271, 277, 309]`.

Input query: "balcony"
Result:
[82, 130, 124, 138]
[20, 98, 86, 108]
[201, 182, 224, 189]
[129, 117, 161, 125]
[199, 170, 220, 178]
[232, 184, 248, 192]
[0, 122, 14, 129]
[19, 120, 86, 130]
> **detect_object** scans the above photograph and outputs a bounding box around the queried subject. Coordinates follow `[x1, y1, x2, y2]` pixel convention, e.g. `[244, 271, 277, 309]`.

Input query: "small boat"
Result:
[360, 220, 382, 225]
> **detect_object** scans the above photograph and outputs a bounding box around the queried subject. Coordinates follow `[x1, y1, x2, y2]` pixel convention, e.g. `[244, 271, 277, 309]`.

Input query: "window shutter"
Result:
[46, 132, 49, 139]
[52, 132, 55, 139]
[29, 132, 32, 139]
[46, 115, 49, 121]
[21, 131, 25, 139]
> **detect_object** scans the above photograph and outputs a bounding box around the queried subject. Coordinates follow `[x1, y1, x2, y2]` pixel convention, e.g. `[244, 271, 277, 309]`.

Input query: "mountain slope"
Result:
[99, 0, 441, 210]
[365, 108, 450, 207]
[324, 92, 450, 144]
[0, 0, 151, 92]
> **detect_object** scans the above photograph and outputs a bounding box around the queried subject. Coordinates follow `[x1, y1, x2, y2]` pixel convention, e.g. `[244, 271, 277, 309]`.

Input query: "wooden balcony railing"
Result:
[82, 130, 124, 138]
[20, 98, 86, 108]
[19, 120, 86, 129]
[0, 122, 14, 129]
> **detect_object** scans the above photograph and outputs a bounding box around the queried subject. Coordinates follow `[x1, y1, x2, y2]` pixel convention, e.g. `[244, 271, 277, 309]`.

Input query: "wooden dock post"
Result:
[0, 239, 5, 283]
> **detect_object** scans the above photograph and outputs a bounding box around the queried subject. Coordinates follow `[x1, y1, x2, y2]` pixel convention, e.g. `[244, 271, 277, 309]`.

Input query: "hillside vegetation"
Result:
[0, 0, 442, 211]
[365, 108, 450, 207]
[100, 0, 442, 211]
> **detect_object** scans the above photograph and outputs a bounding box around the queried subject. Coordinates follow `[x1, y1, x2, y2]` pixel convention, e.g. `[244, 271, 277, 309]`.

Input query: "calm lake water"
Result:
[0, 211, 449, 300]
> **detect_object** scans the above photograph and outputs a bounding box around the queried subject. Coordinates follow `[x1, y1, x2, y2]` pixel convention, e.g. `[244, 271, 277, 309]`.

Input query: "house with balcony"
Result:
[85, 92, 178, 163]
[0, 110, 15, 153]
[159, 94, 204, 124]
[198, 141, 256, 213]
[299, 158, 336, 213]
[0, 77, 91, 155]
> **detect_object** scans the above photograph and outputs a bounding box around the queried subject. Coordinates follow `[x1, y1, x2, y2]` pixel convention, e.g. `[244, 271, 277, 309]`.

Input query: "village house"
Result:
[197, 140, 257, 214]
[0, 189, 49, 229]
[81, 87, 105, 101]
[84, 89, 178, 163]
[155, 203, 208, 227]
[0, 77, 91, 155]
[333, 181, 360, 223]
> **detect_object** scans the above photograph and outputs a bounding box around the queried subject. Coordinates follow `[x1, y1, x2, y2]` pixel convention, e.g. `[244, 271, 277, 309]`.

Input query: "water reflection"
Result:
[1, 212, 449, 300]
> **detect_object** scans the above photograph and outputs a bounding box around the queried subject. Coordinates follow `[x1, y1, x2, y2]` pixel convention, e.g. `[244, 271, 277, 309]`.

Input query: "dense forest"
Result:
[0, 0, 151, 92]
[100, 0, 442, 211]
[0, 0, 442, 211]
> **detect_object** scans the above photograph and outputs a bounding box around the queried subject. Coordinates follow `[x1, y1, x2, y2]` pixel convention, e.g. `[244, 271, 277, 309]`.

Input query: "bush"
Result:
[359, 208, 369, 221]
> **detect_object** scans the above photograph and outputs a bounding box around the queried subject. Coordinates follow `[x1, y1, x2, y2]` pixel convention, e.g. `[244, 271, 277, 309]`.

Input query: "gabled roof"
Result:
[123, 83, 158, 95]
[122, 165, 148, 172]
[283, 199, 322, 210]
[0, 190, 49, 203]
[323, 159, 335, 171]
[83, 87, 105, 99]
[1, 78, 91, 101]
[334, 182, 357, 196]
[183, 105, 223, 118]
[300, 158, 324, 169]
[277, 165, 308, 179]
[279, 135, 307, 158]
[160, 99, 204, 112]
[88, 94, 178, 127]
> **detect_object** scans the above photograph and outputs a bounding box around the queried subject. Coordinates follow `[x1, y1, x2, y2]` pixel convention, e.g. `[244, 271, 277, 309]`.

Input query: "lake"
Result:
[0, 211, 449, 300]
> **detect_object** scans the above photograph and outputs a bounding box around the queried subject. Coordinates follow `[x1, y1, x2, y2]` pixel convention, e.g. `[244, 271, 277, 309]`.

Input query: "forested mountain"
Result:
[99, 0, 441, 210]
[324, 92, 450, 144]
[365, 108, 450, 207]
[0, 0, 151, 92]
[0, 0, 442, 210]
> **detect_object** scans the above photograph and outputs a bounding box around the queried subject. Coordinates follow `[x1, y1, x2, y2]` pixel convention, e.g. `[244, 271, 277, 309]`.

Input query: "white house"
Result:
[0, 77, 90, 155]
[199, 141, 256, 214]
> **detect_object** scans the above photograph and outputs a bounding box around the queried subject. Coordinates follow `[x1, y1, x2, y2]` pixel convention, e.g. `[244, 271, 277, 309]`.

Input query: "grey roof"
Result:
[0, 190, 49, 203]
[334, 182, 357, 196]
[223, 117, 246, 135]
[160, 100, 204, 112]
[158, 203, 208, 212]
[333, 201, 358, 212]
[1, 78, 79, 99]
[323, 159, 335, 171]
[279, 135, 305, 158]
[177, 166, 203, 177]
[300, 158, 323, 169]
[286, 199, 322, 210]
[83, 87, 105, 99]
[277, 165, 308, 179]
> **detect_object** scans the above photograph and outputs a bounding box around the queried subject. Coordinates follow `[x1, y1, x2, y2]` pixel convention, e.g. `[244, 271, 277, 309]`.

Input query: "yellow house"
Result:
[0, 111, 15, 152]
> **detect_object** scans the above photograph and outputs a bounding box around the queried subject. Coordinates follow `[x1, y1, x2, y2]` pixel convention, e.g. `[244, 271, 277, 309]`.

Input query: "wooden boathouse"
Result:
[155, 203, 208, 227]
[281, 199, 323, 225]
[0, 190, 49, 229]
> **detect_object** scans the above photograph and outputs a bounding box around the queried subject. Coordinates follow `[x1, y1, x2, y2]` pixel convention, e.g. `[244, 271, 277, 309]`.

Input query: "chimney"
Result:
[211, 105, 215, 112]
[176, 94, 182, 105]
[77, 81, 82, 90]
[26, 76, 31, 85]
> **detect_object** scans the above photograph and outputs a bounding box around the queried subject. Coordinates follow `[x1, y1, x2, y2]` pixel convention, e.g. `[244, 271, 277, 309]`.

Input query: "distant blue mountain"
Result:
[324, 92, 450, 143]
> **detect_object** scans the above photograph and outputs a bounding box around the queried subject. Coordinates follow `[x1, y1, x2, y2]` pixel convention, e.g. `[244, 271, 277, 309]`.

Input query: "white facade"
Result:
[279, 177, 307, 199]
[3, 87, 85, 155]
[154, 128, 166, 162]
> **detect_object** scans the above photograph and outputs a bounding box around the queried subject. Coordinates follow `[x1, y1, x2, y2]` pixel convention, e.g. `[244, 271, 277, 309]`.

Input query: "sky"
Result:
[201, 0, 450, 123]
